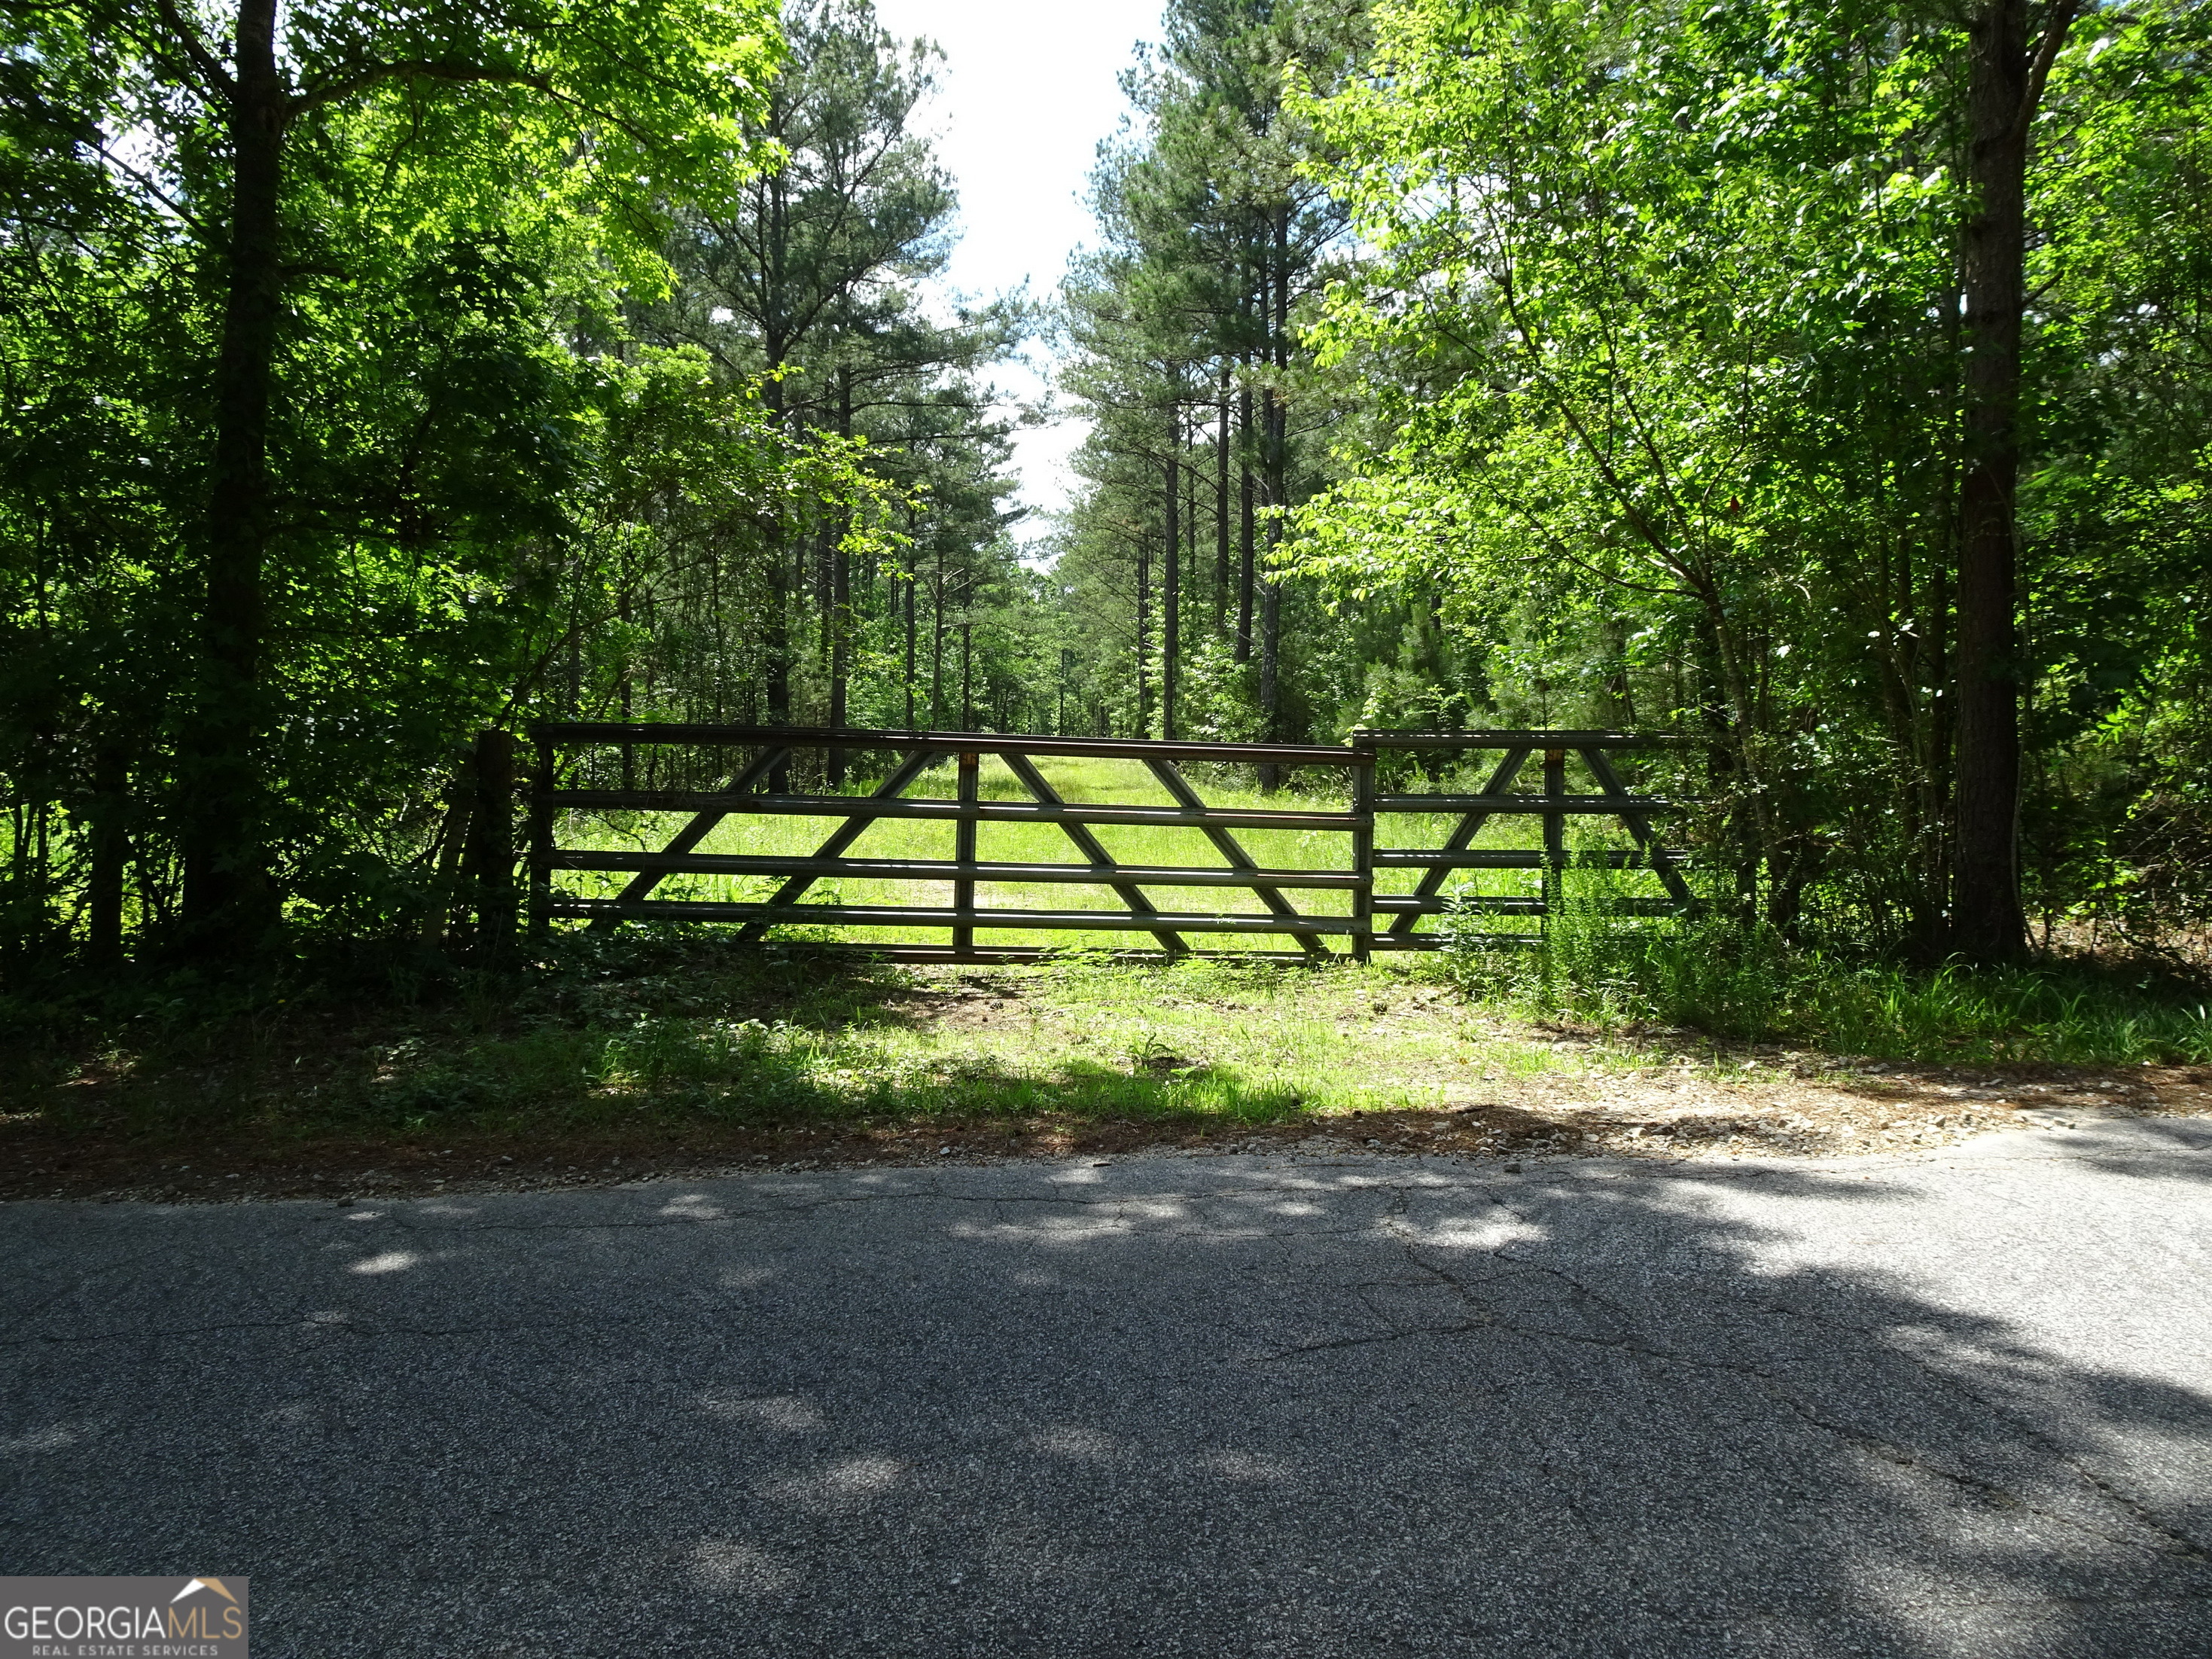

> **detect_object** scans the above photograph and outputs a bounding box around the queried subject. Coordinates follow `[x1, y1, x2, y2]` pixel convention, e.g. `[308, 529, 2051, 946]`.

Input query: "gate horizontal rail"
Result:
[547, 791, 1354, 831]
[530, 721, 1352, 765]
[553, 900, 1367, 935]
[543, 853, 1369, 890]
[524, 723, 1699, 962]
[1374, 793, 1674, 814]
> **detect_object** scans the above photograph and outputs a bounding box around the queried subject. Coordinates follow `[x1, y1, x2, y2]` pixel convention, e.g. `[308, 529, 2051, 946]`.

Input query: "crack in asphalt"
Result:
[1260, 1305, 2205, 1562]
[1245, 1194, 2212, 1569]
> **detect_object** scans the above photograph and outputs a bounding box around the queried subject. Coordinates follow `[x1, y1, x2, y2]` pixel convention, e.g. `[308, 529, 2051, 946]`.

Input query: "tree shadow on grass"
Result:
[3, 1127, 2209, 1655]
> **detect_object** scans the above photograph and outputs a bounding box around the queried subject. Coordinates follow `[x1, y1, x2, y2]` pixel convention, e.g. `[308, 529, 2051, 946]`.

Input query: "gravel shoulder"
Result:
[8, 1054, 2207, 1205]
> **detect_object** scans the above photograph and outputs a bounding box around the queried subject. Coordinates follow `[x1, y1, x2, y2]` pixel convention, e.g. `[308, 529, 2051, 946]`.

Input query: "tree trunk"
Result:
[1215, 376, 1231, 636]
[1136, 535, 1152, 738]
[462, 728, 519, 965]
[827, 529, 850, 776]
[760, 367, 793, 787]
[87, 739, 129, 966]
[815, 520, 834, 669]
[1235, 379, 1255, 664]
[1257, 216, 1290, 788]
[1951, 0, 2065, 963]
[960, 616, 973, 730]
[181, 0, 285, 955]
[1693, 606, 1757, 928]
[827, 369, 852, 783]
[617, 586, 635, 788]
[1163, 418, 1181, 740]
[930, 544, 946, 727]
[903, 542, 918, 729]
[1257, 382, 1283, 789]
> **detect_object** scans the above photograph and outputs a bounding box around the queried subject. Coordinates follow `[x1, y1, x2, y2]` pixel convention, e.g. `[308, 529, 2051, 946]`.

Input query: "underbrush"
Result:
[2, 936, 1443, 1147]
[1440, 898, 2212, 1066]
[9, 907, 2208, 1172]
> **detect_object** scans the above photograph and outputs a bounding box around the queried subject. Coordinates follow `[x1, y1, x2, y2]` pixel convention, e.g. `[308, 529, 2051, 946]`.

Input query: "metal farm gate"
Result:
[521, 723, 1698, 963]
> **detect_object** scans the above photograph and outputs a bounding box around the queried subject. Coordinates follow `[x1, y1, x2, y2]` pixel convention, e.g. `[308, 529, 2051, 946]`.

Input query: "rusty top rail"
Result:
[532, 722, 1370, 767]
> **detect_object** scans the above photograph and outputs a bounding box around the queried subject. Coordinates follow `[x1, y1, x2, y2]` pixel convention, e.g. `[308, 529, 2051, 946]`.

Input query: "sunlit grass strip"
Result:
[354, 954, 1585, 1134]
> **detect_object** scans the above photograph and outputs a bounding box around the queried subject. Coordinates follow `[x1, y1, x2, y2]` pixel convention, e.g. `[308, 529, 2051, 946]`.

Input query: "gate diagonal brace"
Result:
[1388, 747, 1530, 938]
[1002, 752, 1188, 956]
[1579, 746, 1699, 909]
[589, 745, 790, 929]
[735, 748, 942, 943]
[1143, 758, 1330, 959]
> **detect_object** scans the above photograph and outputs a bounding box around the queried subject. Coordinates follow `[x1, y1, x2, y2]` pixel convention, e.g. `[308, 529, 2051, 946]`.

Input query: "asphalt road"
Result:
[5, 1118, 2210, 1657]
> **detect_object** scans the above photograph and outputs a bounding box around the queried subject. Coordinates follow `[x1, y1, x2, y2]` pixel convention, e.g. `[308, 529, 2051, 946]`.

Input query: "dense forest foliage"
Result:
[1, 0, 1035, 968]
[3, 0, 2207, 979]
[1054, 0, 2211, 967]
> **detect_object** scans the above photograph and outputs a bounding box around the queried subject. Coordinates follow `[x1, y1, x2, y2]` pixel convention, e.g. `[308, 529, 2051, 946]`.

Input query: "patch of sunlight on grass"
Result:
[335, 953, 1646, 1136]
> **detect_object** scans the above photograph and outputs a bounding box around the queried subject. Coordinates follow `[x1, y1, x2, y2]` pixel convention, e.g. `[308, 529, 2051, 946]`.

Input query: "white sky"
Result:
[867, 0, 1165, 538]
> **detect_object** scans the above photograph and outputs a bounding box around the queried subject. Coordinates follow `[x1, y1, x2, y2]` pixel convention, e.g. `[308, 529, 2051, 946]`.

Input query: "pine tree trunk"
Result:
[1951, 0, 2061, 963]
[1136, 535, 1152, 738]
[1256, 383, 1283, 791]
[960, 618, 973, 730]
[1257, 216, 1290, 787]
[903, 541, 918, 729]
[827, 370, 852, 783]
[1163, 422, 1181, 740]
[760, 369, 793, 787]
[931, 544, 946, 727]
[181, 0, 285, 954]
[1215, 377, 1231, 636]
[1258, 401, 1283, 789]
[1235, 379, 1255, 664]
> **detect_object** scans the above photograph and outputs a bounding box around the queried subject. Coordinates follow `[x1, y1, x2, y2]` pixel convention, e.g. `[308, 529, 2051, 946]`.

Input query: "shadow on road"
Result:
[3, 1124, 2209, 1657]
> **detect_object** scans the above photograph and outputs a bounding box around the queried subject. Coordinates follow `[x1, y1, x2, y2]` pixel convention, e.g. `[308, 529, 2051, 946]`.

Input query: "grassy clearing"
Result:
[6, 913, 2208, 1202]
[2, 935, 1777, 1200]
[14, 943, 1602, 1147]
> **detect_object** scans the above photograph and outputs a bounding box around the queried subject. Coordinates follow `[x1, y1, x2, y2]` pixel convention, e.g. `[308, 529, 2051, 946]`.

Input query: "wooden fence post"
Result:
[464, 728, 518, 962]
[529, 730, 555, 944]
[1543, 746, 1567, 930]
[954, 750, 980, 958]
[1350, 730, 1375, 964]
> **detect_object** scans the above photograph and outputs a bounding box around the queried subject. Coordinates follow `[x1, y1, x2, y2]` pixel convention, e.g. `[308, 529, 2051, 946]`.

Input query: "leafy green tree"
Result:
[1287, 0, 2205, 958]
[2, 0, 783, 956]
[0, 0, 939, 974]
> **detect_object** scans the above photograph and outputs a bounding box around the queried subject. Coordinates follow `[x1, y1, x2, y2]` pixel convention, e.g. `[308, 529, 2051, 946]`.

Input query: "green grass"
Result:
[17, 942, 1633, 1150]
[22, 745, 2198, 1188]
[9, 840, 2204, 1185]
[1443, 902, 2212, 1066]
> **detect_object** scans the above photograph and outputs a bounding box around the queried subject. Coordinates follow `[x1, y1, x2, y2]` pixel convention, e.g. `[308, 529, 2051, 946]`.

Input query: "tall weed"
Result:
[1440, 873, 2212, 1065]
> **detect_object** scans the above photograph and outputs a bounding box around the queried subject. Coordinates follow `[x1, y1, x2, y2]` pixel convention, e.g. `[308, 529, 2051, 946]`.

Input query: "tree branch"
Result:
[2021, 0, 2084, 142]
[151, 0, 233, 96]
[293, 57, 556, 115]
